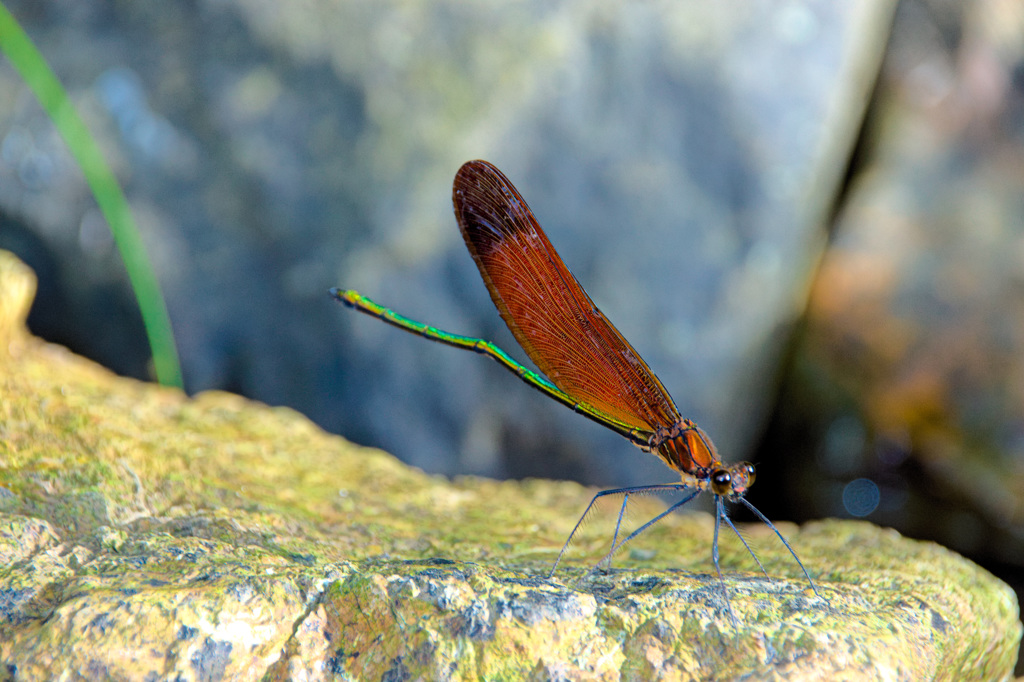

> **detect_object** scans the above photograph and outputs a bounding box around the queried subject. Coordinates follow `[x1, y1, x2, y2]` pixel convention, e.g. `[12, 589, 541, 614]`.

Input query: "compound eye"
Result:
[710, 469, 732, 496]
[743, 463, 756, 485]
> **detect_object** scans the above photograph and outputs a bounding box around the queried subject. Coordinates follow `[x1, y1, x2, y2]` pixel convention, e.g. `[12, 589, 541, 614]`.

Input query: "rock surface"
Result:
[1, 250, 1019, 679]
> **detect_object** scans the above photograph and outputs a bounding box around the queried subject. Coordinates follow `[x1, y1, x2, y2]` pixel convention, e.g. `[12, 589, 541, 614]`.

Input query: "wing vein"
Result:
[453, 160, 681, 432]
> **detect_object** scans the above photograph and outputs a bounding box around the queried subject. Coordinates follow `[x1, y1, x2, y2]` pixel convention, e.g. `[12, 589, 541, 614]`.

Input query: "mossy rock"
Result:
[1, 249, 1019, 680]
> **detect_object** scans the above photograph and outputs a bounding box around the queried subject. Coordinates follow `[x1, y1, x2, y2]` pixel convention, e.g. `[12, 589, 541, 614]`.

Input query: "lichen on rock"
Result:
[1, 250, 1019, 680]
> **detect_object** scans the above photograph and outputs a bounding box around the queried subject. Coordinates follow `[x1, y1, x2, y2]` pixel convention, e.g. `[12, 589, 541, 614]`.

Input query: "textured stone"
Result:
[1, 251, 1019, 679]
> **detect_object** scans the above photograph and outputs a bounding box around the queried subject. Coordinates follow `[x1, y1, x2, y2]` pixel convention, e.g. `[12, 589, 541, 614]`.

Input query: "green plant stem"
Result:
[0, 2, 183, 388]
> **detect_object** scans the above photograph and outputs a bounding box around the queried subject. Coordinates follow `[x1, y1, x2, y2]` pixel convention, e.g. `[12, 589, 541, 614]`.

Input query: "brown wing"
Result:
[452, 160, 681, 433]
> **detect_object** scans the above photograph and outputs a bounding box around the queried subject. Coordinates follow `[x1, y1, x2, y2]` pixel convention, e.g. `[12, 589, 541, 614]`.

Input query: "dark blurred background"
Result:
[2, 0, 1024, 665]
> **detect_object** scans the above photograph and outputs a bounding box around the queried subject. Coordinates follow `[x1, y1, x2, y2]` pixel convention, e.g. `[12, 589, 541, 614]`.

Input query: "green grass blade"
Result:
[0, 3, 183, 388]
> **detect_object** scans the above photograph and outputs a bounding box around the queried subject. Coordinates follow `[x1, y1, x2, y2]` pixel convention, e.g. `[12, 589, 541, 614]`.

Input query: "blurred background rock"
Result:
[0, 0, 888, 484]
[2, 0, 1022, 666]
